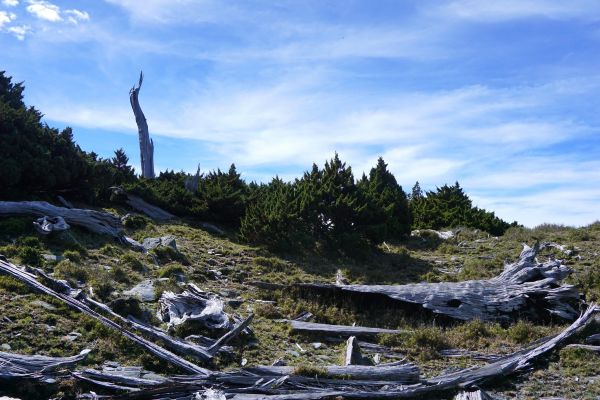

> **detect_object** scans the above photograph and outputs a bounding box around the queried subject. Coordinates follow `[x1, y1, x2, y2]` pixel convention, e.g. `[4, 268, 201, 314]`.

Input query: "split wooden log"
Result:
[111, 187, 174, 221]
[130, 71, 155, 179]
[0, 348, 90, 381]
[0, 258, 210, 375]
[288, 320, 404, 337]
[0, 201, 123, 237]
[158, 286, 231, 330]
[264, 243, 580, 322]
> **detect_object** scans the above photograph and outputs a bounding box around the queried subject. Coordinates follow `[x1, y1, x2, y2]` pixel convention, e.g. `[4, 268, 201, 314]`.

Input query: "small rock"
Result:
[64, 332, 82, 342]
[1, 343, 11, 351]
[123, 280, 156, 302]
[42, 254, 63, 262]
[240, 358, 247, 366]
[286, 350, 300, 357]
[31, 300, 57, 311]
[311, 342, 322, 349]
[272, 358, 287, 366]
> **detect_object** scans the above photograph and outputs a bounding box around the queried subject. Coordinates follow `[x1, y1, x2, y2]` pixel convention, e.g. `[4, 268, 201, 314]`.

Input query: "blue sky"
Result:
[1, 0, 599, 227]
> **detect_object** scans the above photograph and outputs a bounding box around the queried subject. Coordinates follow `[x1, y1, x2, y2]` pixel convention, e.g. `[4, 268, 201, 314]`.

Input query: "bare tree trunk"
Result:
[130, 71, 155, 179]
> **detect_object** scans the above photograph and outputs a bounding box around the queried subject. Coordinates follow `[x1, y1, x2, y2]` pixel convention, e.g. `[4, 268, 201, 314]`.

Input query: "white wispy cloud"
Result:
[2, 0, 19, 6]
[8, 24, 29, 40]
[0, 11, 15, 27]
[433, 0, 600, 21]
[65, 9, 90, 24]
[26, 0, 61, 22]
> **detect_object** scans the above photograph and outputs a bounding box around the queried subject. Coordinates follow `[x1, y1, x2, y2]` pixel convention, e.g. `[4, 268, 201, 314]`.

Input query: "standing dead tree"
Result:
[130, 71, 155, 179]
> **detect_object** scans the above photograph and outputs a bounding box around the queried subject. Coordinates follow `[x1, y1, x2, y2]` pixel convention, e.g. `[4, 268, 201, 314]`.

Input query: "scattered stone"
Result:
[42, 254, 63, 262]
[64, 332, 82, 342]
[123, 280, 156, 302]
[240, 358, 247, 366]
[311, 342, 323, 349]
[286, 350, 300, 357]
[31, 300, 57, 310]
[142, 235, 177, 251]
[1, 343, 11, 351]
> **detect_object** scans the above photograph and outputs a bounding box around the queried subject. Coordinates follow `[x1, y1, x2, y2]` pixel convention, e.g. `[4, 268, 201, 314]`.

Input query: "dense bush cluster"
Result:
[240, 155, 411, 255]
[409, 182, 517, 236]
[1, 70, 515, 256]
[0, 71, 135, 201]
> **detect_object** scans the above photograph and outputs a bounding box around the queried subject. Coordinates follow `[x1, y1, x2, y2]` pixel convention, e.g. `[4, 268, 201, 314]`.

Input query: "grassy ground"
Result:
[0, 210, 599, 399]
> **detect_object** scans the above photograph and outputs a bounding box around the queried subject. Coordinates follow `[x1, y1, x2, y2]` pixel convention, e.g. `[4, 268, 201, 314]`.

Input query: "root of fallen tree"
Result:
[254, 243, 580, 322]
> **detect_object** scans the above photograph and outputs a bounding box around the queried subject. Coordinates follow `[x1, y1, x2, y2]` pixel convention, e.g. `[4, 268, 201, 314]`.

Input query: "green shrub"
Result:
[157, 264, 184, 278]
[151, 246, 190, 265]
[18, 246, 43, 267]
[254, 302, 282, 319]
[253, 257, 288, 272]
[506, 321, 546, 344]
[16, 236, 42, 248]
[123, 214, 151, 229]
[293, 365, 328, 377]
[121, 253, 144, 272]
[62, 250, 82, 263]
[559, 346, 600, 376]
[0, 244, 19, 257]
[111, 265, 129, 283]
[0, 275, 30, 294]
[54, 260, 88, 284]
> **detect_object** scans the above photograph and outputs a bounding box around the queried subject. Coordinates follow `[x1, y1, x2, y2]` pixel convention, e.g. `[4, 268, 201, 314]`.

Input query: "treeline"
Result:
[0, 71, 515, 256]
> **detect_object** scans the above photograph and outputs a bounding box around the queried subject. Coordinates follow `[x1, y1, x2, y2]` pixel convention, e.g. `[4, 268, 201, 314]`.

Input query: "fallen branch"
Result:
[0, 201, 123, 238]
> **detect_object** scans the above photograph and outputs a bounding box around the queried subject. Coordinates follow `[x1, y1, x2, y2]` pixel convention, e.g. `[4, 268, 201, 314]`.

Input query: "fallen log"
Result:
[585, 333, 600, 344]
[563, 344, 600, 353]
[0, 348, 90, 381]
[0, 201, 123, 238]
[76, 305, 599, 399]
[263, 243, 580, 322]
[288, 320, 404, 337]
[158, 286, 231, 330]
[111, 187, 173, 221]
[0, 258, 210, 375]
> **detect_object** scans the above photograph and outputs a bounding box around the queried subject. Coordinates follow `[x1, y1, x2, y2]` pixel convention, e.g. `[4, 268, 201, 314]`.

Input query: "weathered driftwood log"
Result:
[0, 258, 210, 375]
[266, 243, 579, 322]
[0, 201, 123, 237]
[112, 187, 173, 221]
[288, 320, 403, 337]
[0, 348, 90, 381]
[130, 71, 155, 179]
[564, 344, 600, 353]
[33, 216, 70, 235]
[244, 362, 420, 383]
[78, 305, 598, 400]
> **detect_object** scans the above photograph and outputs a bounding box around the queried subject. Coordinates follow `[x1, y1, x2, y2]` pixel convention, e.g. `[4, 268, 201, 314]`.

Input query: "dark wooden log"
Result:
[288, 320, 404, 337]
[130, 71, 155, 179]
[0, 201, 123, 237]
